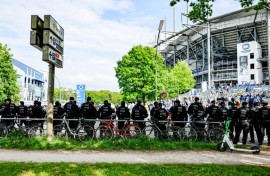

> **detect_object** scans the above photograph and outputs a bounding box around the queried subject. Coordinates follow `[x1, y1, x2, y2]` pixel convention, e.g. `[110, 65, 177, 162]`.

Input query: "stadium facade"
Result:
[12, 58, 47, 102]
[161, 7, 270, 89]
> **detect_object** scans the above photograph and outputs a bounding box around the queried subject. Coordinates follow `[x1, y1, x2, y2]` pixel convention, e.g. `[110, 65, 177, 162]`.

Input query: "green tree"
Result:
[115, 45, 165, 103]
[166, 61, 195, 98]
[0, 43, 20, 103]
[170, 0, 267, 22]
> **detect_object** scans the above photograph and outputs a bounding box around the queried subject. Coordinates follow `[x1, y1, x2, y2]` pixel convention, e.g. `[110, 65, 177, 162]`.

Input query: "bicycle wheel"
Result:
[123, 125, 141, 139]
[25, 127, 36, 138]
[181, 126, 198, 142]
[142, 125, 159, 139]
[96, 125, 114, 140]
[208, 127, 224, 143]
[53, 124, 68, 140]
[28, 126, 44, 137]
[166, 126, 182, 141]
[0, 126, 8, 138]
[77, 125, 95, 141]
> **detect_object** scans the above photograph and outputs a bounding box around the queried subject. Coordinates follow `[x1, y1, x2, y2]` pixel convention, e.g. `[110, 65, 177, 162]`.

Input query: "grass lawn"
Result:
[0, 135, 217, 150]
[0, 162, 269, 176]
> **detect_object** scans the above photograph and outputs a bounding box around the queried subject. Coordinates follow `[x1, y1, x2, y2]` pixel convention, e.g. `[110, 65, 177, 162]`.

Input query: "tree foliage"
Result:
[0, 43, 20, 103]
[115, 45, 165, 103]
[170, 0, 268, 22]
[115, 45, 195, 102]
[54, 88, 122, 105]
[166, 61, 195, 98]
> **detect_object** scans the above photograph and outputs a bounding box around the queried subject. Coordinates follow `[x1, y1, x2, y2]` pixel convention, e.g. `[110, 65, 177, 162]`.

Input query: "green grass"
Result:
[0, 162, 269, 176]
[0, 135, 217, 150]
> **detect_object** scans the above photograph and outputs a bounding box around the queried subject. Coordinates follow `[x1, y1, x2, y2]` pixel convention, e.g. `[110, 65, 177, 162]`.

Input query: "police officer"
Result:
[233, 102, 251, 145]
[188, 97, 205, 122]
[2, 98, 17, 126]
[32, 100, 44, 126]
[98, 100, 114, 120]
[0, 99, 8, 116]
[228, 102, 238, 140]
[257, 101, 270, 146]
[17, 101, 28, 126]
[53, 101, 64, 126]
[150, 102, 158, 118]
[153, 103, 169, 131]
[249, 102, 261, 143]
[81, 97, 97, 127]
[116, 101, 130, 132]
[205, 100, 220, 122]
[131, 100, 148, 130]
[64, 97, 79, 129]
[169, 100, 188, 128]
[219, 101, 228, 122]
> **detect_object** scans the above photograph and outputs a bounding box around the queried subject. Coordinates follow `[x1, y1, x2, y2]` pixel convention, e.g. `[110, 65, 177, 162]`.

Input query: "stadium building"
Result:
[12, 58, 47, 103]
[160, 7, 270, 89]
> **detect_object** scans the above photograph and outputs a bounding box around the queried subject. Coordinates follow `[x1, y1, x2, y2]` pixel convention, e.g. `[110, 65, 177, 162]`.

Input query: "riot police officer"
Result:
[219, 101, 228, 122]
[17, 101, 28, 126]
[228, 102, 238, 140]
[150, 102, 158, 118]
[153, 103, 169, 131]
[81, 97, 97, 127]
[116, 101, 130, 131]
[233, 102, 251, 145]
[249, 102, 261, 143]
[188, 97, 205, 121]
[64, 97, 79, 129]
[169, 100, 188, 127]
[131, 100, 148, 130]
[205, 100, 220, 122]
[257, 101, 270, 145]
[32, 100, 44, 126]
[53, 101, 64, 126]
[98, 100, 114, 120]
[2, 98, 16, 126]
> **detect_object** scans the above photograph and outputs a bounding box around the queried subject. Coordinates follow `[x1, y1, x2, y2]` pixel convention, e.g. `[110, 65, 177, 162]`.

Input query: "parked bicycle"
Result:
[53, 113, 95, 141]
[180, 120, 224, 143]
[96, 115, 142, 140]
[143, 119, 182, 140]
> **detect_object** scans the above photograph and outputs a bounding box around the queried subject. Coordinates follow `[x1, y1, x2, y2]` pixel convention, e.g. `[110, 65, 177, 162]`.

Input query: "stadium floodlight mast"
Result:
[155, 20, 164, 101]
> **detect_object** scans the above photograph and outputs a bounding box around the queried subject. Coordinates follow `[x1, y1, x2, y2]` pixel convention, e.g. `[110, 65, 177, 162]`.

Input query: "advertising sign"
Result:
[76, 85, 86, 106]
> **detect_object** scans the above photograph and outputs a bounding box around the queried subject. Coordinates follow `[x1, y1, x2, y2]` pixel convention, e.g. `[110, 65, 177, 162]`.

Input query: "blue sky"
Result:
[0, 0, 243, 92]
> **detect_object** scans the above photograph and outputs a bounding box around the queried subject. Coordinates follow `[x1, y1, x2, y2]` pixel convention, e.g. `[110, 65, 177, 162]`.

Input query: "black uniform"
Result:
[131, 104, 148, 130]
[98, 104, 114, 119]
[17, 103, 28, 125]
[258, 106, 270, 145]
[153, 106, 169, 131]
[53, 103, 64, 126]
[234, 106, 251, 144]
[32, 104, 44, 125]
[228, 105, 238, 139]
[64, 101, 79, 129]
[188, 102, 204, 121]
[116, 105, 130, 130]
[249, 105, 261, 143]
[205, 105, 220, 122]
[81, 102, 97, 126]
[2, 103, 16, 126]
[169, 105, 187, 127]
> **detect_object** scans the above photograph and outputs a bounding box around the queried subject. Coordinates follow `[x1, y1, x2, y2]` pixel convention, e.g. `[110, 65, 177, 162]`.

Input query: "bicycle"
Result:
[142, 118, 182, 140]
[53, 113, 95, 141]
[96, 116, 141, 140]
[3, 115, 34, 138]
[180, 120, 224, 143]
[0, 117, 8, 138]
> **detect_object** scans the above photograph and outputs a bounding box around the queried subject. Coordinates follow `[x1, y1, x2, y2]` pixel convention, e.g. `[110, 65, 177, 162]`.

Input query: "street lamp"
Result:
[155, 20, 164, 101]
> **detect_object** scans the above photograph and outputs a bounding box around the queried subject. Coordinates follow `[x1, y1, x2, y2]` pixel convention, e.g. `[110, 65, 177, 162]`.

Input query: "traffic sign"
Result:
[44, 15, 64, 41]
[42, 46, 63, 68]
[161, 92, 167, 99]
[43, 30, 64, 54]
[76, 85, 86, 106]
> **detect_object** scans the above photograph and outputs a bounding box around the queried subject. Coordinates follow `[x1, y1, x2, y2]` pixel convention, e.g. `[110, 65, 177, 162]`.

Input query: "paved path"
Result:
[0, 149, 270, 165]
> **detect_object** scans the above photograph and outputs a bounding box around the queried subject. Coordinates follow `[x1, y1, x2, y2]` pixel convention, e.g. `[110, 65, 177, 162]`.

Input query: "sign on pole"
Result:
[76, 85, 86, 106]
